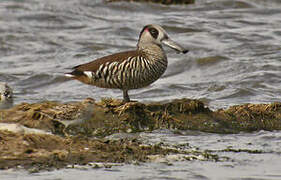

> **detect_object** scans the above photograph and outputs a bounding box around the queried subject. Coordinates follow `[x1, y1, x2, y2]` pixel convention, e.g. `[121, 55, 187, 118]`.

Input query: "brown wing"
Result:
[66, 50, 143, 85]
[73, 50, 142, 72]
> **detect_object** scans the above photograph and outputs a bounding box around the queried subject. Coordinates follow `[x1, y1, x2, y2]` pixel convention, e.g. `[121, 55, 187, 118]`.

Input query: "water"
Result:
[1, 0, 280, 109]
[0, 0, 281, 179]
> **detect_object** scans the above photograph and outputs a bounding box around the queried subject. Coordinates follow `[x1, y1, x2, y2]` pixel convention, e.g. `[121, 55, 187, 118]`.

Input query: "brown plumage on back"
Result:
[68, 50, 144, 85]
[73, 50, 143, 72]
[65, 24, 188, 102]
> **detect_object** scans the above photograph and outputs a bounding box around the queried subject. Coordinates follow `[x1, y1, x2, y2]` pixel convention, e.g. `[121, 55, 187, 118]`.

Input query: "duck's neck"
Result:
[137, 42, 167, 61]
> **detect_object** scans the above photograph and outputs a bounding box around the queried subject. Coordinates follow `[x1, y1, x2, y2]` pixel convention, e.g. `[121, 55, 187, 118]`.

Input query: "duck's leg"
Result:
[123, 90, 130, 102]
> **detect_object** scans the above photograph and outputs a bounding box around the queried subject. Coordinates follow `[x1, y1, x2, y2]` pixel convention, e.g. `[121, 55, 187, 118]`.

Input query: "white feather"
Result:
[65, 73, 74, 78]
[84, 71, 93, 78]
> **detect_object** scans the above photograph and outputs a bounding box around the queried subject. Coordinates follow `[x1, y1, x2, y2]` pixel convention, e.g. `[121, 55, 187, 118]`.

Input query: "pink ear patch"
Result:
[145, 28, 149, 32]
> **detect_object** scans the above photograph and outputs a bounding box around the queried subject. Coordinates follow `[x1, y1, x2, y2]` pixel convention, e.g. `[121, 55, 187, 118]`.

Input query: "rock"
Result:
[0, 98, 280, 170]
[0, 82, 13, 109]
[1, 98, 281, 136]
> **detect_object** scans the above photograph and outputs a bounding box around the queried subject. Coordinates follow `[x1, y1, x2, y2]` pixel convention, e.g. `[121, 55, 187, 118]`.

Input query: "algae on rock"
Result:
[1, 98, 281, 137]
[0, 98, 281, 170]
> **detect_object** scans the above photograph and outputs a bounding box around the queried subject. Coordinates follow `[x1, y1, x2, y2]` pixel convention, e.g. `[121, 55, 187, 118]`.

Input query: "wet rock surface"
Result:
[0, 98, 280, 170]
[0, 130, 180, 171]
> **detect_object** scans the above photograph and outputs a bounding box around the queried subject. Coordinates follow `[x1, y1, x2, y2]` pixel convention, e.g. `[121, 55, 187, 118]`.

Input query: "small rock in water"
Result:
[0, 82, 13, 109]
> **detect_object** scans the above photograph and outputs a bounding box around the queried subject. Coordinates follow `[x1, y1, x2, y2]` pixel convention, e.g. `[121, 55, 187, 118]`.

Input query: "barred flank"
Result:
[89, 55, 167, 90]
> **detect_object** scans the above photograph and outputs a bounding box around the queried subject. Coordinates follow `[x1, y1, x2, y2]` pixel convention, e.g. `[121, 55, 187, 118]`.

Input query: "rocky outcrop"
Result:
[0, 98, 280, 170]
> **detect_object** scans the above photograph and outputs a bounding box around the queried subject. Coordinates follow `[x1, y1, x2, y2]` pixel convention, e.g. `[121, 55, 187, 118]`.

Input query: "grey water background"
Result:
[0, 0, 281, 179]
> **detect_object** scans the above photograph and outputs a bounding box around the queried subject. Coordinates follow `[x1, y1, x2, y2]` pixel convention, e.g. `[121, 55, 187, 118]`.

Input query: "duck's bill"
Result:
[162, 39, 188, 54]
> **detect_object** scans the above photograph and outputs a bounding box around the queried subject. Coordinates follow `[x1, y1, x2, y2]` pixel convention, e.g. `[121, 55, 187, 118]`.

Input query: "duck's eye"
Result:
[148, 27, 159, 39]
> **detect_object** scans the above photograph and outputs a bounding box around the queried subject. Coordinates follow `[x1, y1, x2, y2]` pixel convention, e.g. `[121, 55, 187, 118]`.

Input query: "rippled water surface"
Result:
[0, 0, 281, 179]
[1, 0, 281, 108]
